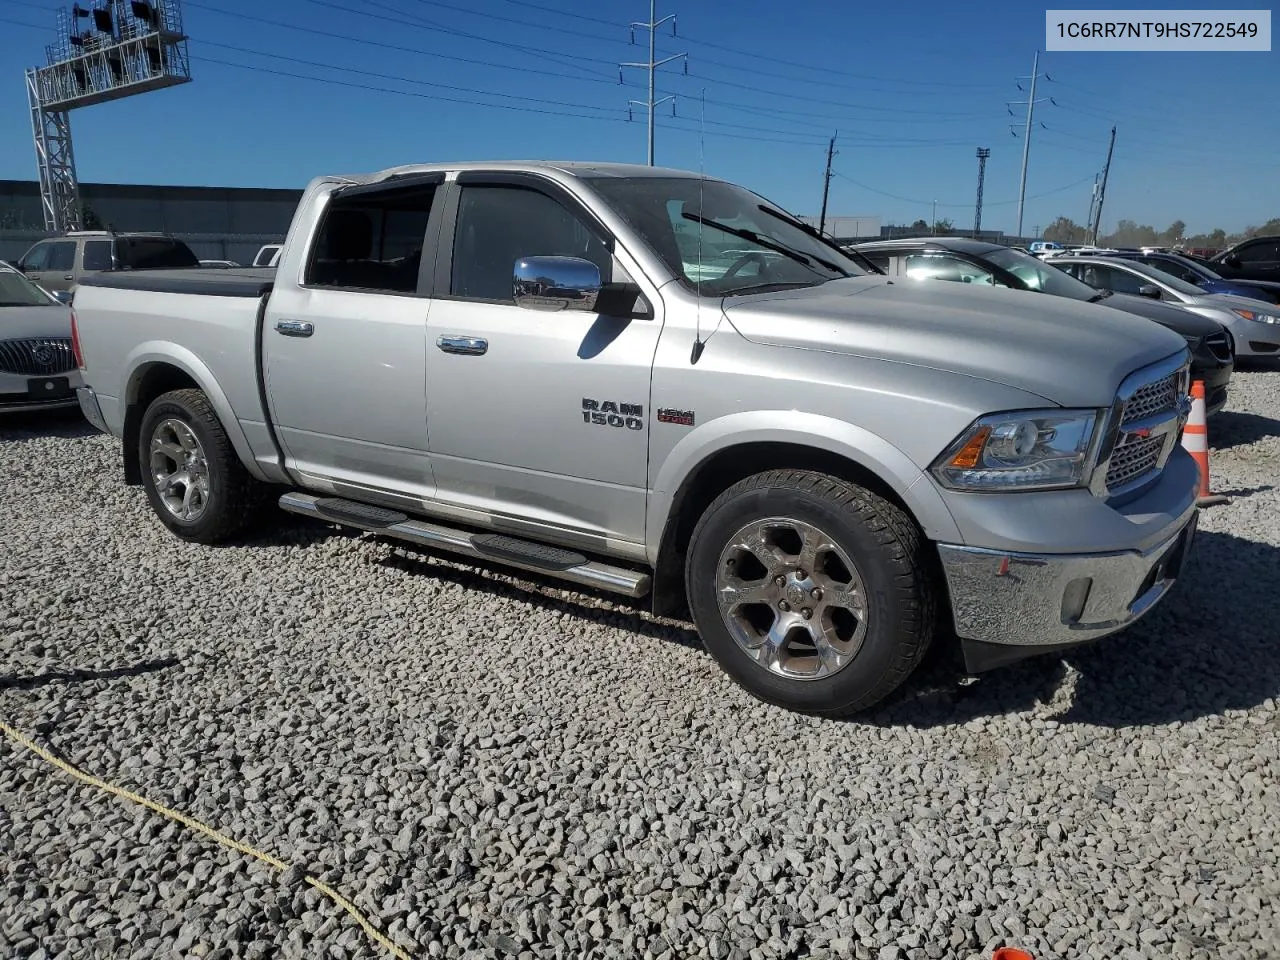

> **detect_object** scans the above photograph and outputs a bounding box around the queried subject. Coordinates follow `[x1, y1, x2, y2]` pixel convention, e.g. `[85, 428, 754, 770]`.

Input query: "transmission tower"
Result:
[1090, 126, 1117, 245]
[973, 147, 990, 237]
[620, 0, 687, 166]
[25, 1, 192, 232]
[1007, 51, 1056, 239]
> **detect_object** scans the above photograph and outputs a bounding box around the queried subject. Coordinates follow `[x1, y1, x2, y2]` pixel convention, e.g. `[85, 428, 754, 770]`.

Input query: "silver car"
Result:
[1053, 255, 1280, 359]
[0, 262, 83, 414]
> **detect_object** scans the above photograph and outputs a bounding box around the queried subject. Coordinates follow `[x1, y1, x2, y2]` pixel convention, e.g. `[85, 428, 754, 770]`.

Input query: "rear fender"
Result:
[123, 342, 268, 483]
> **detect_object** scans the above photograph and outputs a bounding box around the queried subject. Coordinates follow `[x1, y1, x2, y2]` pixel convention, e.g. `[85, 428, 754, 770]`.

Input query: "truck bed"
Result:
[76, 267, 276, 298]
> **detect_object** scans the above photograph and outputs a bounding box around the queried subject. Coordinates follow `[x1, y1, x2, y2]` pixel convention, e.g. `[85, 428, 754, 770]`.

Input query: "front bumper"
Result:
[0, 369, 82, 414]
[1229, 320, 1280, 357]
[939, 508, 1197, 658]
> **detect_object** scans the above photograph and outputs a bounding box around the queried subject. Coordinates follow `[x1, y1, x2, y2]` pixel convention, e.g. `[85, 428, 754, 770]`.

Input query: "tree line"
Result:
[1042, 216, 1280, 250]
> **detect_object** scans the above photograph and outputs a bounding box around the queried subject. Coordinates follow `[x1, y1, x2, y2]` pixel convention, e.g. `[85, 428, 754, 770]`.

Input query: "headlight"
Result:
[931, 409, 1101, 492]
[1231, 307, 1280, 324]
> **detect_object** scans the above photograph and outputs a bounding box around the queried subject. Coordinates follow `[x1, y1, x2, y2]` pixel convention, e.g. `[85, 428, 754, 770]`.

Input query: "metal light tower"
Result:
[974, 147, 990, 237]
[25, 1, 192, 232]
[621, 0, 687, 166]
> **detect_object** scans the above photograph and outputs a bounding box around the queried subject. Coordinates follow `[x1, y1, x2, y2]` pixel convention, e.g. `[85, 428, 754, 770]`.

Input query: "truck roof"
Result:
[340, 160, 711, 187]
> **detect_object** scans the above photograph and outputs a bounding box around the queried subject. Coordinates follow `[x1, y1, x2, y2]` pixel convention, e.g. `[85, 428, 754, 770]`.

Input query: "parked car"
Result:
[1106, 250, 1280, 305]
[71, 160, 1201, 716]
[16, 230, 201, 295]
[199, 259, 242, 269]
[1027, 240, 1064, 256]
[251, 243, 283, 268]
[0, 261, 82, 413]
[848, 237, 1233, 413]
[1052, 255, 1280, 360]
[1210, 236, 1280, 284]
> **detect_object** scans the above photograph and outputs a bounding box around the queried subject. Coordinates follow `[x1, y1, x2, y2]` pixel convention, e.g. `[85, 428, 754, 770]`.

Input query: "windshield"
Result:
[1119, 259, 1207, 296]
[984, 247, 1100, 301]
[0, 268, 56, 307]
[587, 176, 867, 296]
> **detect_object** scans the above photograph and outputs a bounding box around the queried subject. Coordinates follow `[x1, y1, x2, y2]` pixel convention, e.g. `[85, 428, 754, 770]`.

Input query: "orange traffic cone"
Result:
[992, 950, 1034, 960]
[1181, 380, 1228, 508]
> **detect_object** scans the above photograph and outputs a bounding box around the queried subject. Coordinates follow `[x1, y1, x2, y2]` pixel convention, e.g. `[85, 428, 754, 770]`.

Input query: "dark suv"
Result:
[1210, 235, 1280, 285]
[849, 237, 1234, 414]
[17, 231, 200, 296]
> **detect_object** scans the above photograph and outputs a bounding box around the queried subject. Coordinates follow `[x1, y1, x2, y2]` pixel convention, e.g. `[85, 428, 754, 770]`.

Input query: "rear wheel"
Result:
[138, 388, 259, 544]
[685, 470, 936, 716]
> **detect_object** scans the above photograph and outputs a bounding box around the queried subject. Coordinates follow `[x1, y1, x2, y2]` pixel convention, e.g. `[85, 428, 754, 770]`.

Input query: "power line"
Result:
[184, 3, 629, 88]
[833, 171, 1097, 209]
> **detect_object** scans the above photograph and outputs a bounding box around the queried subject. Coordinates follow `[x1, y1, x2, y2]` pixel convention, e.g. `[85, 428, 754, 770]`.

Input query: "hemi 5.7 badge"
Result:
[656, 408, 695, 427]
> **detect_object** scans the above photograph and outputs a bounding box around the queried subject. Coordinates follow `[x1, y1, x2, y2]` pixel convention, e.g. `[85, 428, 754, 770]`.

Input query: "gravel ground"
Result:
[2, 370, 1278, 960]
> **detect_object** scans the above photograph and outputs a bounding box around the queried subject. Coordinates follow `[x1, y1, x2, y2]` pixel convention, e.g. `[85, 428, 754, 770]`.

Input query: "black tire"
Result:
[685, 470, 936, 717]
[138, 388, 260, 544]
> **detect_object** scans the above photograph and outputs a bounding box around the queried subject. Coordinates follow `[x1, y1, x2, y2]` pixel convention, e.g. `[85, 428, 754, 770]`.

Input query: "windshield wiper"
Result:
[1088, 289, 1114, 302]
[751, 206, 851, 275]
[681, 212, 828, 274]
[721, 281, 820, 297]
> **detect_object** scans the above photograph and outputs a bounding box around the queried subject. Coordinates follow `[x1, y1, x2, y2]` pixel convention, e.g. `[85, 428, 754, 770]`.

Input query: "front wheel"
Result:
[138, 388, 259, 544]
[685, 470, 937, 716]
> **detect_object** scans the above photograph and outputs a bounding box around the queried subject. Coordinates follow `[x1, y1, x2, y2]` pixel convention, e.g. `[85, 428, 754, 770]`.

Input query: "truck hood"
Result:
[721, 277, 1188, 408]
[0, 303, 72, 339]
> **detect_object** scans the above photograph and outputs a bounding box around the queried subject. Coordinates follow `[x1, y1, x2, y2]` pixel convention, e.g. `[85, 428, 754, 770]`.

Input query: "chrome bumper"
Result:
[76, 385, 109, 433]
[938, 510, 1198, 648]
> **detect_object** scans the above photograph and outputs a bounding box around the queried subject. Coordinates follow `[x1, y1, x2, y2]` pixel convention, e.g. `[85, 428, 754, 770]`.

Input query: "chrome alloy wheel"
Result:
[149, 418, 211, 522]
[715, 517, 870, 680]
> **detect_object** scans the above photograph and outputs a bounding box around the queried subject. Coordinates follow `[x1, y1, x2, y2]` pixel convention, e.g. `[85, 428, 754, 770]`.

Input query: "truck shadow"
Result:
[1210, 410, 1280, 450]
[0, 409, 97, 442]
[373, 545, 703, 651]
[871, 529, 1280, 728]
[0, 656, 180, 693]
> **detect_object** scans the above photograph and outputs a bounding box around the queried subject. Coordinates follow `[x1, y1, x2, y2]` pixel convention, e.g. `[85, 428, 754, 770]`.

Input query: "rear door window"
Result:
[305, 181, 437, 294]
[904, 253, 996, 285]
[82, 240, 114, 271]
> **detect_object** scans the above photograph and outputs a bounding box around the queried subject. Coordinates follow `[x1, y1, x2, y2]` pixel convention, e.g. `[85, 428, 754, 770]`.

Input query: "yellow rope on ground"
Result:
[0, 719, 413, 960]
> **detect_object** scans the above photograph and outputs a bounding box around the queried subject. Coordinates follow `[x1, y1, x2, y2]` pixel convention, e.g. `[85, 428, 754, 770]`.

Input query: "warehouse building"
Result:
[0, 179, 302, 265]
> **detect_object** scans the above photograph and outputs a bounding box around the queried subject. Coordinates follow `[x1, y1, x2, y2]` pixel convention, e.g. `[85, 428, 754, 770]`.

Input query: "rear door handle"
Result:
[275, 320, 314, 338]
[436, 335, 488, 356]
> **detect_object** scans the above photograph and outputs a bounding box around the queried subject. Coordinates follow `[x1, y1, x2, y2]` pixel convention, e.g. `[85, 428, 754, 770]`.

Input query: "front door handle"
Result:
[275, 320, 314, 338]
[436, 335, 488, 356]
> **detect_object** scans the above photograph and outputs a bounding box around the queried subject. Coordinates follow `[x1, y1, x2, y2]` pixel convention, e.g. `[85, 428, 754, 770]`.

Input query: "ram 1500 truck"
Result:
[70, 161, 1201, 716]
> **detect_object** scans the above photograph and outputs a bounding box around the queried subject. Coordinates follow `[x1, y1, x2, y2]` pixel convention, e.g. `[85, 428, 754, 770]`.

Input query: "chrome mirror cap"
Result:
[513, 256, 601, 312]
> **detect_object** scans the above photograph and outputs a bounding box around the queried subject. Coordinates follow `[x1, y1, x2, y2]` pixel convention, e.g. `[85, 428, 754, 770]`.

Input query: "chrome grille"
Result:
[0, 338, 75, 376]
[1105, 435, 1164, 489]
[1121, 371, 1179, 425]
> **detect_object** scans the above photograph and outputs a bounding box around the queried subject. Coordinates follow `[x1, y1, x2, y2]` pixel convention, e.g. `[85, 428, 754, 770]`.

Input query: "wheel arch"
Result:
[121, 346, 265, 485]
[647, 414, 961, 619]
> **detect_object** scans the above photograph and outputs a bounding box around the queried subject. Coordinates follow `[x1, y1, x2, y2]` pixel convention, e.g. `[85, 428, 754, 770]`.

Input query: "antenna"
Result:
[691, 87, 707, 365]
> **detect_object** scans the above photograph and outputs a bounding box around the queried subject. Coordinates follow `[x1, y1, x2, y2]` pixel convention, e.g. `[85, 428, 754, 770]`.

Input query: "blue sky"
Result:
[1, 0, 1275, 235]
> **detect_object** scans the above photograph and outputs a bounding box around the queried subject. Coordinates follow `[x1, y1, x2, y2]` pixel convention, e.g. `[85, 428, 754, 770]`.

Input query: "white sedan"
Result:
[0, 262, 83, 414]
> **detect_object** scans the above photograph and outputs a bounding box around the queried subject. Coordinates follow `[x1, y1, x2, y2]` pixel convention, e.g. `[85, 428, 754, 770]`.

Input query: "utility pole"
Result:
[621, 0, 687, 166]
[1009, 51, 1055, 238]
[931, 199, 937, 234]
[974, 147, 990, 237]
[1090, 125, 1117, 245]
[818, 132, 837, 236]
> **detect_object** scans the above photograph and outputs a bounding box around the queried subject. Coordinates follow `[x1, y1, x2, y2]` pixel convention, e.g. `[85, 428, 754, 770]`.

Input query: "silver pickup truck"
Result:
[70, 161, 1201, 716]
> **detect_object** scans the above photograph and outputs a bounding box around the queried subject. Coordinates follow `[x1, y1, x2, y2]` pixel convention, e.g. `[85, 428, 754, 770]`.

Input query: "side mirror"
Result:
[1138, 284, 1162, 299]
[1222, 254, 1240, 267]
[52, 290, 73, 305]
[513, 256, 601, 312]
